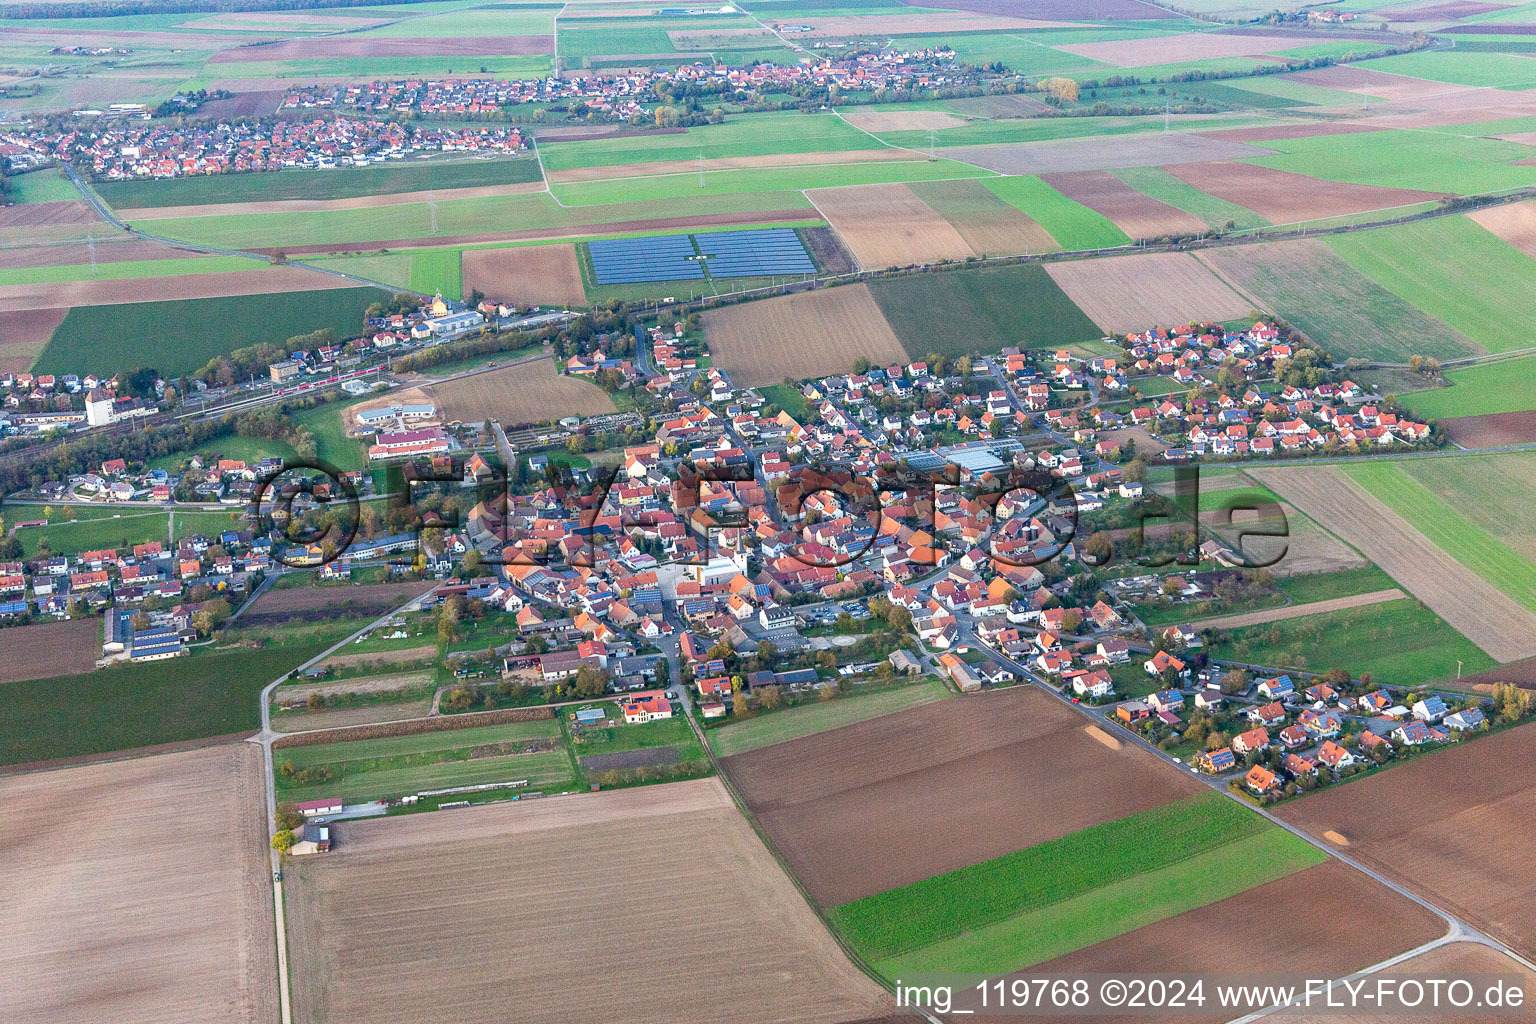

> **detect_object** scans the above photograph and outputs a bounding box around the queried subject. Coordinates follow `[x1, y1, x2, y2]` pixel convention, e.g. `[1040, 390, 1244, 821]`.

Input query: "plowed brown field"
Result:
[209, 35, 552, 61]
[908, 178, 1058, 256]
[839, 109, 969, 132]
[285, 778, 892, 1024]
[1250, 466, 1536, 662]
[432, 357, 616, 425]
[807, 183, 975, 269]
[0, 238, 194, 269]
[121, 180, 546, 220]
[1044, 251, 1251, 334]
[246, 580, 436, 619]
[0, 267, 363, 313]
[1, 743, 278, 1024]
[722, 686, 1203, 905]
[1041, 170, 1207, 240]
[1279, 722, 1536, 960]
[1284, 942, 1536, 1024]
[462, 243, 586, 307]
[1164, 162, 1445, 224]
[0, 306, 66, 373]
[1468, 200, 1536, 258]
[547, 148, 909, 183]
[0, 616, 101, 683]
[0, 200, 99, 228]
[1058, 31, 1322, 67]
[1440, 411, 1536, 448]
[1021, 860, 1444, 1024]
[703, 283, 908, 388]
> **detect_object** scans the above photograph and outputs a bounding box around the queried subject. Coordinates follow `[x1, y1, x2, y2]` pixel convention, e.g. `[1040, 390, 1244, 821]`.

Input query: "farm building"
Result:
[297, 798, 342, 817]
[291, 823, 332, 856]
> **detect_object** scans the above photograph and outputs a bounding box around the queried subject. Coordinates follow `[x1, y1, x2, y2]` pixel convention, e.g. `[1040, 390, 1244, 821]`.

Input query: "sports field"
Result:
[867, 262, 1102, 358]
[32, 286, 382, 378]
[708, 679, 954, 758]
[1403, 354, 1536, 419]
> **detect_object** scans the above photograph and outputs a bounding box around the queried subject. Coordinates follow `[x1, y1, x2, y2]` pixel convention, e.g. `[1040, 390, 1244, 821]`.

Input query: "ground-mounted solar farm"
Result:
[584, 228, 817, 286]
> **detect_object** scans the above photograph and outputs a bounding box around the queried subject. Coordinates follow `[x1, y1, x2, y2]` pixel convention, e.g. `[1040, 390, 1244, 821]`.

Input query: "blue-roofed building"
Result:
[1412, 696, 1449, 723]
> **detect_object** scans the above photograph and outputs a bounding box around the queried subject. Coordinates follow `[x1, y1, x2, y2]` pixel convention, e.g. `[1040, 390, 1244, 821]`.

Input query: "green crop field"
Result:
[867, 262, 1102, 358]
[96, 156, 543, 209]
[407, 247, 462, 299]
[146, 189, 813, 249]
[885, 31, 1109, 77]
[1200, 241, 1481, 362]
[289, 401, 367, 472]
[757, 383, 809, 420]
[148, 432, 299, 474]
[361, 6, 554, 36]
[710, 679, 953, 758]
[1275, 565, 1399, 605]
[2, 255, 256, 285]
[982, 176, 1130, 250]
[551, 159, 988, 206]
[1112, 166, 1269, 231]
[1326, 218, 1536, 355]
[1356, 50, 1536, 88]
[539, 112, 879, 170]
[7, 168, 78, 203]
[831, 793, 1322, 976]
[0, 640, 332, 766]
[1211, 597, 1496, 685]
[1246, 129, 1536, 195]
[15, 511, 169, 558]
[274, 718, 574, 803]
[1343, 460, 1536, 612]
[874, 113, 1266, 152]
[33, 287, 384, 378]
[173, 509, 253, 542]
[1402, 354, 1536, 419]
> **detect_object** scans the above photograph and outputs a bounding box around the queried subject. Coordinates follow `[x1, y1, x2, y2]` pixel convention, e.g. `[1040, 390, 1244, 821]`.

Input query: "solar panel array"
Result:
[588, 234, 702, 285]
[697, 228, 815, 278]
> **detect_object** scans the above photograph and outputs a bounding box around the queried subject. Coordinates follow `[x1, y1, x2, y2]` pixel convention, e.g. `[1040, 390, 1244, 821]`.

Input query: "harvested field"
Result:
[791, 13, 1073, 35]
[808, 183, 975, 269]
[723, 686, 1202, 905]
[121, 181, 547, 221]
[1440, 410, 1536, 448]
[1188, 588, 1404, 630]
[839, 109, 969, 132]
[545, 148, 908, 183]
[1278, 722, 1536, 959]
[1024, 860, 1444, 1024]
[1083, 724, 1119, 749]
[1467, 199, 1536, 259]
[1044, 252, 1250, 334]
[908, 178, 1058, 256]
[801, 225, 858, 276]
[1286, 64, 1472, 103]
[703, 284, 908, 388]
[1040, 170, 1207, 240]
[1, 743, 278, 1024]
[0, 306, 66, 373]
[0, 238, 196, 269]
[579, 746, 678, 772]
[277, 671, 433, 703]
[0, 267, 362, 313]
[462, 243, 586, 307]
[946, 93, 1051, 118]
[1163, 161, 1445, 225]
[209, 35, 553, 61]
[1390, 1, 1512, 18]
[1460, 655, 1536, 691]
[272, 700, 434, 732]
[432, 357, 615, 425]
[1058, 32, 1322, 68]
[253, 208, 816, 257]
[245, 581, 436, 623]
[285, 778, 891, 1024]
[1195, 121, 1382, 143]
[949, 133, 1271, 176]
[1250, 466, 1536, 662]
[1279, 942, 1536, 1024]
[320, 644, 438, 670]
[0, 200, 98, 228]
[0, 617, 100, 683]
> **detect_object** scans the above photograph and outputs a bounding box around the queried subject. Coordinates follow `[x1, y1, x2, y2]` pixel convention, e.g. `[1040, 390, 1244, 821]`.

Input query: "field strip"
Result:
[1249, 466, 1536, 663]
[545, 148, 915, 183]
[1187, 588, 1405, 630]
[118, 181, 548, 220]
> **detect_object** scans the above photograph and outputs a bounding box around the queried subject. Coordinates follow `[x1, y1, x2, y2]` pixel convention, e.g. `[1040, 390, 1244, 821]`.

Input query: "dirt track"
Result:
[285, 778, 892, 1024]
[703, 283, 909, 388]
[1279, 722, 1536, 960]
[1044, 251, 1251, 334]
[723, 686, 1202, 905]
[1250, 466, 1536, 662]
[1188, 588, 1405, 630]
[1, 743, 278, 1024]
